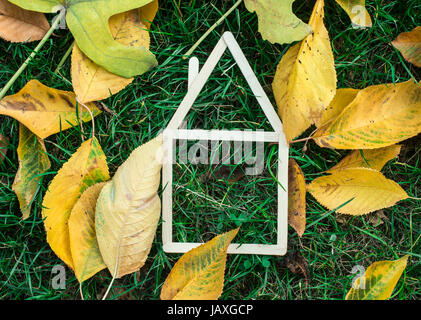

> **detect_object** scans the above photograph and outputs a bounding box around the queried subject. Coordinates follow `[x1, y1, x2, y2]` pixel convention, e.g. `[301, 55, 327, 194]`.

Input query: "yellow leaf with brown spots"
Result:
[0, 80, 101, 139]
[272, 0, 337, 142]
[346, 255, 409, 300]
[13, 124, 50, 220]
[96, 136, 163, 278]
[307, 168, 408, 215]
[288, 159, 306, 237]
[328, 145, 401, 173]
[42, 137, 109, 269]
[335, 0, 372, 28]
[160, 228, 239, 300]
[0, 0, 49, 43]
[313, 80, 421, 149]
[71, 2, 157, 103]
[69, 182, 107, 283]
[392, 26, 421, 68]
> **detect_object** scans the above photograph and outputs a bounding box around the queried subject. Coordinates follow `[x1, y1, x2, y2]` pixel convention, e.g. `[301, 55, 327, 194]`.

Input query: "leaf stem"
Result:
[54, 40, 75, 74]
[0, 10, 65, 100]
[183, 0, 243, 59]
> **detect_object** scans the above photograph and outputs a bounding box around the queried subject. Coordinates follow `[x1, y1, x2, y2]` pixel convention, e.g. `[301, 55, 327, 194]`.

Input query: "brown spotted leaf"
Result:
[288, 159, 306, 237]
[392, 26, 421, 67]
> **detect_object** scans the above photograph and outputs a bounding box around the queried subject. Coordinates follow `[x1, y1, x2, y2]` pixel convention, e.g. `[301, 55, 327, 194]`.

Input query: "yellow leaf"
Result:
[244, 0, 311, 45]
[335, 0, 372, 28]
[307, 168, 408, 215]
[272, 0, 337, 142]
[392, 26, 421, 68]
[160, 228, 239, 300]
[328, 145, 401, 173]
[288, 159, 306, 237]
[13, 124, 51, 220]
[42, 137, 109, 269]
[316, 88, 360, 128]
[346, 255, 409, 300]
[313, 80, 421, 149]
[96, 136, 163, 278]
[0, 0, 49, 42]
[69, 182, 107, 283]
[0, 80, 101, 139]
[71, 4, 156, 103]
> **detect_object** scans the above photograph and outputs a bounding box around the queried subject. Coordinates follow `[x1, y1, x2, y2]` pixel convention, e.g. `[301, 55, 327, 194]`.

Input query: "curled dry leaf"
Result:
[313, 80, 421, 149]
[335, 0, 372, 28]
[96, 136, 163, 279]
[272, 0, 337, 142]
[244, 0, 311, 45]
[161, 228, 239, 300]
[284, 251, 310, 285]
[0, 0, 49, 43]
[69, 182, 107, 283]
[307, 168, 408, 215]
[13, 124, 51, 220]
[288, 159, 306, 237]
[0, 133, 8, 162]
[327, 145, 401, 173]
[72, 1, 158, 103]
[42, 137, 109, 269]
[9, 0, 158, 78]
[346, 255, 409, 300]
[392, 26, 421, 68]
[0, 80, 101, 139]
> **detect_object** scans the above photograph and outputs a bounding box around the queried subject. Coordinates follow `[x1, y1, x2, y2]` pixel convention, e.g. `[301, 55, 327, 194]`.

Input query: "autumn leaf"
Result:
[96, 136, 163, 279]
[9, 0, 158, 78]
[288, 159, 306, 237]
[392, 26, 421, 68]
[313, 80, 421, 149]
[69, 182, 107, 283]
[160, 228, 239, 300]
[244, 0, 311, 45]
[0, 0, 49, 43]
[42, 138, 109, 269]
[346, 255, 409, 300]
[0, 80, 101, 139]
[307, 168, 408, 215]
[316, 88, 360, 128]
[0, 133, 8, 162]
[328, 145, 401, 173]
[13, 124, 51, 220]
[272, 0, 337, 142]
[335, 0, 372, 28]
[71, 3, 157, 103]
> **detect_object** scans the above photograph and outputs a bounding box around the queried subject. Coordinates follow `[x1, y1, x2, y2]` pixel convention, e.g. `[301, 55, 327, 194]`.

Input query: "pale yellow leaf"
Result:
[71, 6, 155, 103]
[316, 88, 360, 128]
[160, 228, 239, 300]
[69, 182, 107, 283]
[346, 255, 409, 300]
[42, 138, 109, 269]
[0, 80, 101, 139]
[272, 0, 337, 142]
[313, 80, 421, 149]
[13, 124, 51, 220]
[96, 136, 163, 278]
[288, 159, 306, 237]
[0, 0, 49, 42]
[328, 145, 401, 173]
[307, 168, 408, 215]
[335, 0, 372, 28]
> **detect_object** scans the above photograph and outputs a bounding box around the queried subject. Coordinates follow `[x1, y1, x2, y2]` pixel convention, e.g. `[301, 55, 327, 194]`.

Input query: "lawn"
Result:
[0, 0, 420, 300]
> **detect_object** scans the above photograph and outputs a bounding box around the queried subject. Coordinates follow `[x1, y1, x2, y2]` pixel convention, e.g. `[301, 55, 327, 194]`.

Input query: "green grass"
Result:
[0, 0, 420, 300]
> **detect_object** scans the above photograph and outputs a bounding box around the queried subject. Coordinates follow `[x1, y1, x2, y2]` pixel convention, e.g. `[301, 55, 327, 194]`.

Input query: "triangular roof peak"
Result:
[166, 31, 286, 141]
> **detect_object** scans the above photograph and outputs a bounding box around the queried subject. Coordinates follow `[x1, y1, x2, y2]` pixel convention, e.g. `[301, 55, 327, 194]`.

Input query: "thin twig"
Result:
[183, 0, 243, 59]
[0, 10, 66, 100]
[54, 41, 75, 74]
[76, 97, 96, 140]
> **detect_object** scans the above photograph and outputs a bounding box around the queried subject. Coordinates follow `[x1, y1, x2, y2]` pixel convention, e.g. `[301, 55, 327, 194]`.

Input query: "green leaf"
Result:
[9, 0, 158, 78]
[13, 124, 51, 220]
[244, 0, 312, 45]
